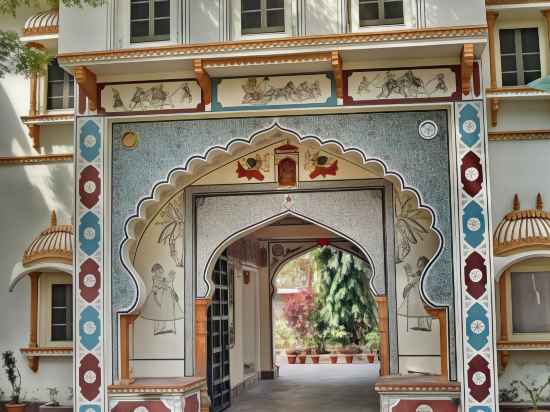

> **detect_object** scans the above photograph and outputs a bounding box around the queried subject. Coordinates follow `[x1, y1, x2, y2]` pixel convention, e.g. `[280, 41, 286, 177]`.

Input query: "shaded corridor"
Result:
[227, 363, 380, 412]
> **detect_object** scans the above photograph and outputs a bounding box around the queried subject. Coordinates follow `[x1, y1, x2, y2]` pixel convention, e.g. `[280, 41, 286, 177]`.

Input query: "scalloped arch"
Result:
[119, 122, 444, 314]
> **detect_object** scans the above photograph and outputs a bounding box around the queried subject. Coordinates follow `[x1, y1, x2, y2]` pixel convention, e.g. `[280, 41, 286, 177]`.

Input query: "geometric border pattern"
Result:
[76, 117, 105, 412]
[454, 101, 497, 412]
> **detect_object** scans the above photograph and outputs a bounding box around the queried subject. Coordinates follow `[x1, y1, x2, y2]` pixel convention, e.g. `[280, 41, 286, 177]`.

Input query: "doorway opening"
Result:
[206, 215, 383, 412]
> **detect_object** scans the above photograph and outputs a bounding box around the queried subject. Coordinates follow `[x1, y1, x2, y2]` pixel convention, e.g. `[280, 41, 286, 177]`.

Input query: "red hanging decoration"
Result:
[309, 160, 338, 179]
[318, 238, 329, 247]
[236, 161, 265, 181]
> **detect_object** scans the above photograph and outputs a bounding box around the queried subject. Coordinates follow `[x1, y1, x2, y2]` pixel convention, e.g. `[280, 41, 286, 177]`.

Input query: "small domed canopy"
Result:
[10, 211, 73, 291]
[23, 9, 59, 36]
[494, 194, 550, 256]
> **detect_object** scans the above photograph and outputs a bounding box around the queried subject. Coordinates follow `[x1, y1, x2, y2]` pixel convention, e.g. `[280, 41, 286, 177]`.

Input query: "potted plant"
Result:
[340, 345, 362, 364]
[365, 330, 380, 364]
[511, 377, 550, 412]
[285, 348, 299, 365]
[2, 351, 25, 412]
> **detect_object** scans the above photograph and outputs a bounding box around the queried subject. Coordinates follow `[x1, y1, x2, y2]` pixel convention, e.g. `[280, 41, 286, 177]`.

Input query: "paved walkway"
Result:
[227, 363, 380, 412]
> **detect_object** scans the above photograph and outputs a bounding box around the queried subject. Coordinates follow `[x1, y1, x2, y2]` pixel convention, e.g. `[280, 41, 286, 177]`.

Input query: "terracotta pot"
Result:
[329, 355, 338, 364]
[6, 404, 27, 412]
[287, 355, 296, 364]
[298, 355, 307, 364]
[345, 355, 354, 364]
[311, 355, 320, 364]
[367, 353, 376, 363]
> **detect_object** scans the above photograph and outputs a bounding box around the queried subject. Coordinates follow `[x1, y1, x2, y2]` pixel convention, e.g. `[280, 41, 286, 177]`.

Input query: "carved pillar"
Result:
[487, 11, 500, 126]
[375, 296, 390, 376]
[119, 314, 138, 384]
[498, 273, 510, 370]
[195, 298, 211, 377]
[542, 10, 550, 48]
[29, 73, 38, 117]
[425, 307, 448, 378]
[27, 272, 40, 372]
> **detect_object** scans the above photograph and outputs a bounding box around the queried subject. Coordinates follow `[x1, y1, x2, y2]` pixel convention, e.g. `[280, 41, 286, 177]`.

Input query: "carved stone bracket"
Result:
[193, 59, 212, 106]
[28, 124, 40, 150]
[461, 44, 474, 96]
[331, 51, 344, 100]
[74, 66, 98, 114]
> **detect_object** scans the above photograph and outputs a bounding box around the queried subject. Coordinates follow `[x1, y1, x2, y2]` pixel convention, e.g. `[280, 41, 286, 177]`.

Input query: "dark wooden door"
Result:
[207, 253, 231, 412]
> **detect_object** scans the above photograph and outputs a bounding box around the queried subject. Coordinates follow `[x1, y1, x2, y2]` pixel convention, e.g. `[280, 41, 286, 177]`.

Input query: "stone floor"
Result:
[226, 363, 380, 412]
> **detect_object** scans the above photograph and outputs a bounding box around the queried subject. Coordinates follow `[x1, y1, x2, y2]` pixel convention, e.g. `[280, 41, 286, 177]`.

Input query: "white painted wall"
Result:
[59, 2, 110, 53]
[0, 8, 74, 402]
[424, 0, 485, 28]
[489, 140, 550, 227]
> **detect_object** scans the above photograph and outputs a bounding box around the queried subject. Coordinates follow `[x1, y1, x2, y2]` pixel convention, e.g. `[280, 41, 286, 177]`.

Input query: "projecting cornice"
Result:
[57, 25, 487, 66]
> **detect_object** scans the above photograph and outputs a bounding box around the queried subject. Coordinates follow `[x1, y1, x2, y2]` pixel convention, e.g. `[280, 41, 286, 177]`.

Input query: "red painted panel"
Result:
[184, 393, 199, 412]
[391, 399, 459, 412]
[111, 401, 171, 412]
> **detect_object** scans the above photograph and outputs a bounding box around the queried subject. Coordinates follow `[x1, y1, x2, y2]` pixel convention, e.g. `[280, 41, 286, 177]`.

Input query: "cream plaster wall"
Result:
[489, 140, 550, 227]
[0, 8, 74, 402]
[424, 0, 486, 28]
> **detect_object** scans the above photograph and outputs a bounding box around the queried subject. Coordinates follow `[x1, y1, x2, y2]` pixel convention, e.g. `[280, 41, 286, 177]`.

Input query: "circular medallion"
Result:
[84, 135, 97, 148]
[419, 120, 438, 140]
[469, 268, 483, 283]
[84, 274, 97, 288]
[415, 405, 434, 412]
[467, 217, 481, 232]
[121, 131, 138, 149]
[83, 370, 97, 384]
[272, 244, 284, 257]
[83, 227, 96, 240]
[83, 321, 97, 335]
[470, 319, 486, 335]
[465, 167, 480, 182]
[84, 181, 97, 194]
[472, 371, 487, 386]
[463, 119, 477, 134]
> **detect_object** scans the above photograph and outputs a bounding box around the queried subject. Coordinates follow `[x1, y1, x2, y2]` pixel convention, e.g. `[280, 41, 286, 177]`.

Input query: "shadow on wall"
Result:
[0, 83, 74, 402]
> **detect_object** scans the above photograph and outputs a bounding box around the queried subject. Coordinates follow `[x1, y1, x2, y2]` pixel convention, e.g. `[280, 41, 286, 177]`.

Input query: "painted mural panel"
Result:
[213, 74, 336, 111]
[131, 192, 186, 377]
[99, 80, 203, 114]
[345, 67, 460, 105]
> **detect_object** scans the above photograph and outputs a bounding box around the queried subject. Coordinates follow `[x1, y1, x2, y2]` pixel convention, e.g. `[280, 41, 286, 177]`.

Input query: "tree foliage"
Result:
[313, 247, 378, 346]
[282, 289, 315, 344]
[0, 0, 103, 77]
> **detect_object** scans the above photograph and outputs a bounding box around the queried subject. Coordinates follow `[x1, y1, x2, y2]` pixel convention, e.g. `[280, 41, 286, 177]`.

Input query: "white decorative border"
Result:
[454, 101, 497, 412]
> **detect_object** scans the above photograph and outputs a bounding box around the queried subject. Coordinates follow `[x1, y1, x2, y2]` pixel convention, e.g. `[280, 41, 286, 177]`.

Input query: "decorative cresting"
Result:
[23, 210, 73, 266]
[120, 123, 443, 314]
[493, 194, 550, 256]
[454, 101, 497, 412]
[23, 9, 59, 36]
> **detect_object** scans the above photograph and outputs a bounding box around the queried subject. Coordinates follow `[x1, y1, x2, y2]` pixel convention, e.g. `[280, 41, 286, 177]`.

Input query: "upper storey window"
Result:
[241, 0, 285, 35]
[47, 59, 74, 110]
[499, 28, 541, 86]
[359, 0, 404, 27]
[130, 0, 170, 43]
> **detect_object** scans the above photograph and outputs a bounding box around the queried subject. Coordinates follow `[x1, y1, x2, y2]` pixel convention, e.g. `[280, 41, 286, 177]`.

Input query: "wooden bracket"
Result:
[28, 124, 40, 150]
[375, 296, 390, 376]
[195, 298, 212, 378]
[331, 51, 344, 99]
[499, 350, 510, 371]
[425, 306, 449, 378]
[119, 314, 139, 384]
[490, 97, 500, 127]
[74, 66, 98, 114]
[193, 59, 212, 106]
[461, 44, 475, 96]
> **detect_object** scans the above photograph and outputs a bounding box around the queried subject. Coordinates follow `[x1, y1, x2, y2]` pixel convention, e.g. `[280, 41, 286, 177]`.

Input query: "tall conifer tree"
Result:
[313, 247, 377, 345]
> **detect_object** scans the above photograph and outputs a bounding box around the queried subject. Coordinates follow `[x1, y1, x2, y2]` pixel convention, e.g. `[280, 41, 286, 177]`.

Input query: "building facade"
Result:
[1, 1, 549, 411]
